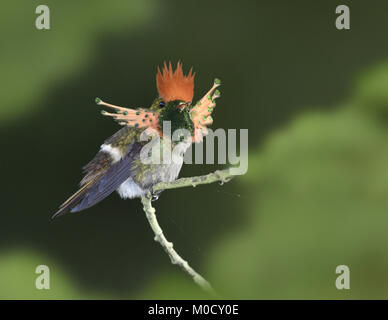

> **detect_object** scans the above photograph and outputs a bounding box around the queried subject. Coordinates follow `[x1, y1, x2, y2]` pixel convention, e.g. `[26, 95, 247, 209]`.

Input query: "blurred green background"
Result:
[2, 0, 388, 299]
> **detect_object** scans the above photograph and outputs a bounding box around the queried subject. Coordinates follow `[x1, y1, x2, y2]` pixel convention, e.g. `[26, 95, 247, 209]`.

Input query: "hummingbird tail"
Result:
[51, 181, 94, 220]
[52, 141, 142, 220]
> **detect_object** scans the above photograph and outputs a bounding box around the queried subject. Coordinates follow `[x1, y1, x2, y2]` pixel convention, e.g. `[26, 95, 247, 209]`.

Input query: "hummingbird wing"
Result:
[52, 128, 143, 219]
[69, 142, 142, 213]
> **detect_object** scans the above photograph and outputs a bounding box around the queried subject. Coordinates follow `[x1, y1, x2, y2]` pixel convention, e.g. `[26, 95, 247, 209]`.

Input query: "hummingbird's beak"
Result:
[178, 102, 190, 112]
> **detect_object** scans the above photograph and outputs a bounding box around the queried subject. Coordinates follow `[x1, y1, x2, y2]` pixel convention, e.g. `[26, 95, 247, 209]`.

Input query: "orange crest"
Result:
[156, 61, 195, 103]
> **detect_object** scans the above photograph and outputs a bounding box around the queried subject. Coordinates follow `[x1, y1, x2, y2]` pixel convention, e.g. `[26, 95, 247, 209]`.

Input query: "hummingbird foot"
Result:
[151, 189, 163, 201]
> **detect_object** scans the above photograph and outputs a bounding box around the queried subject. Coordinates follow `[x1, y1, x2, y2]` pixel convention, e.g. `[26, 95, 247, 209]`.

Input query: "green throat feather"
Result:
[158, 100, 194, 136]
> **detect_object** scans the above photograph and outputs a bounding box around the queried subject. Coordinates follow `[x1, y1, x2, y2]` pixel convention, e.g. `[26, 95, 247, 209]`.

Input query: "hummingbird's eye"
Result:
[159, 101, 165, 108]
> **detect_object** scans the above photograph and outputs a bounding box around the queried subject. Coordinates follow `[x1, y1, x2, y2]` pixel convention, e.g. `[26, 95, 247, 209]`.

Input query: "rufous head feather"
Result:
[95, 97, 161, 134]
[190, 78, 221, 142]
[156, 61, 195, 103]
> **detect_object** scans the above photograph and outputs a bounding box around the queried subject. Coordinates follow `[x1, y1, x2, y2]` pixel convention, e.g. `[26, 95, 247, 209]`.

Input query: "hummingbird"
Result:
[52, 61, 221, 219]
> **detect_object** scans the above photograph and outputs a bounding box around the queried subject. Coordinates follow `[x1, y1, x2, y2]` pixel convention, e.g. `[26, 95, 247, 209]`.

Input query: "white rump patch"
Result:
[100, 144, 122, 163]
[117, 177, 146, 199]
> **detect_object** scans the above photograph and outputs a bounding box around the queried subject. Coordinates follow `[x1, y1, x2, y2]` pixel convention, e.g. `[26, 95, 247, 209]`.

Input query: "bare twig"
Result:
[140, 168, 236, 295]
